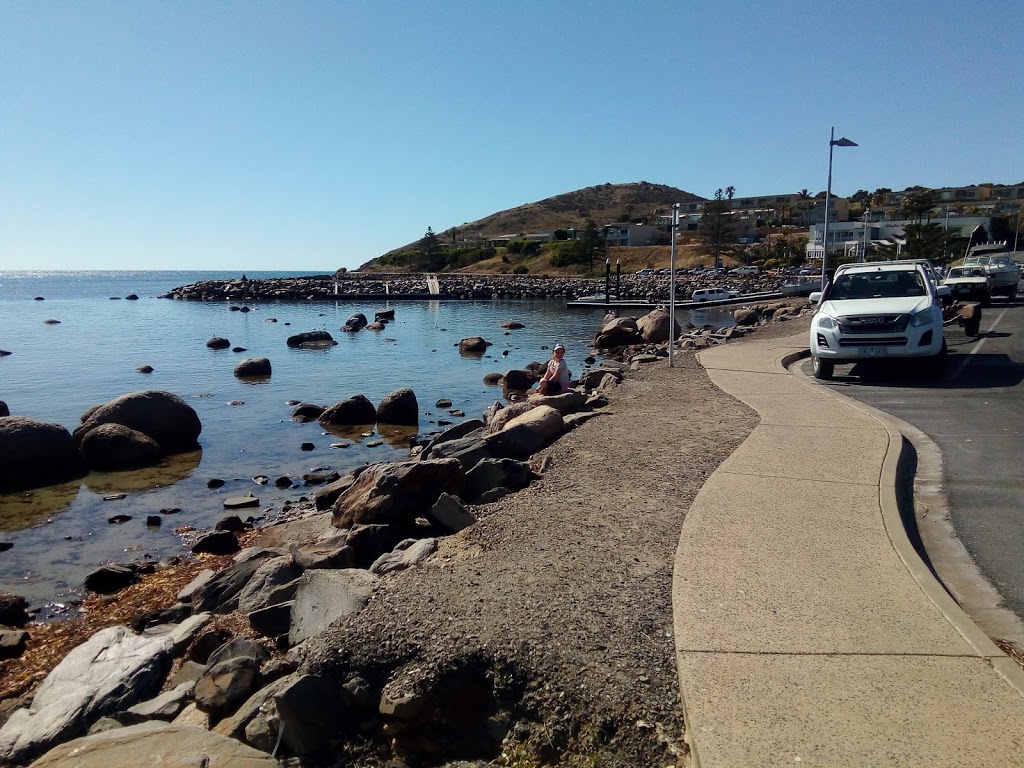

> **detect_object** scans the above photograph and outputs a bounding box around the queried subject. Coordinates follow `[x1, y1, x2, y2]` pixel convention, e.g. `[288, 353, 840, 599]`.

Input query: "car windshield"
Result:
[830, 270, 927, 300]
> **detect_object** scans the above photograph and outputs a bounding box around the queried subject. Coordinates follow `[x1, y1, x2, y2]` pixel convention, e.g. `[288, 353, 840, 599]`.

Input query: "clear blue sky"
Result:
[2, 1, 1022, 271]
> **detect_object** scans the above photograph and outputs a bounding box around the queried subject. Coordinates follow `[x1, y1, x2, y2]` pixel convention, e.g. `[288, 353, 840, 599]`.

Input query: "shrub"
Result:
[512, 265, 529, 274]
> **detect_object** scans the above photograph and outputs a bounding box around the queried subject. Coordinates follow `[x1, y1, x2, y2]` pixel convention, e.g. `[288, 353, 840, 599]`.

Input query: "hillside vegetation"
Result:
[359, 181, 706, 273]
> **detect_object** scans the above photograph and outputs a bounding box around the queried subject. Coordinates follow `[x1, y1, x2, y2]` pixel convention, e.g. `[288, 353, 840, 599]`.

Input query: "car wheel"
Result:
[1010, 288, 1018, 301]
[924, 340, 948, 379]
[812, 356, 834, 381]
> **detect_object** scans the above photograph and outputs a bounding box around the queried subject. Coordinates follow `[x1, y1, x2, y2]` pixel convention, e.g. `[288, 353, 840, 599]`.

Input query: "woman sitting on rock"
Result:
[538, 344, 570, 395]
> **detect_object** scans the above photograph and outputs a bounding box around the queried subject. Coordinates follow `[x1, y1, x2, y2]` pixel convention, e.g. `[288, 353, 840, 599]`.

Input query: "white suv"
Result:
[808, 261, 950, 380]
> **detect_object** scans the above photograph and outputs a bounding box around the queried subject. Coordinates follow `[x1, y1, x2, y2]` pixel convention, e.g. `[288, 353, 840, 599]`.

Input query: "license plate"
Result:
[858, 347, 888, 358]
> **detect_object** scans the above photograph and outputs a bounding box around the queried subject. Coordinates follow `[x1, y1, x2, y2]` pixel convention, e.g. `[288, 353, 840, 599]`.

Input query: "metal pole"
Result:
[615, 259, 621, 298]
[862, 207, 870, 262]
[822, 127, 834, 288]
[604, 258, 611, 304]
[944, 204, 951, 263]
[669, 203, 679, 368]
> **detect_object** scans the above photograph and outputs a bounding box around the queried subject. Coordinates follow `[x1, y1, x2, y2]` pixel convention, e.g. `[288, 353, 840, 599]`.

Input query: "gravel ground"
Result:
[299, 317, 812, 767]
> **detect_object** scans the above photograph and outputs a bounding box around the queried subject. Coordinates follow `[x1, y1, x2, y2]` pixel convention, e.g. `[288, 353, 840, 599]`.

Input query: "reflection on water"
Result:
[82, 449, 203, 494]
[0, 481, 81, 531]
[320, 423, 376, 441]
[376, 424, 420, 450]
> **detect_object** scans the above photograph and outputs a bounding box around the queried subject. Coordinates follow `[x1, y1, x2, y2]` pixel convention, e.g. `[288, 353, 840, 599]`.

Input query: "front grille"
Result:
[836, 314, 908, 334]
[838, 336, 908, 347]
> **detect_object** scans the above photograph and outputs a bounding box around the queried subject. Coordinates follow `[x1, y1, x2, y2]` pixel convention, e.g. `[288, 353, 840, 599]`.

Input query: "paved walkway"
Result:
[673, 331, 1024, 767]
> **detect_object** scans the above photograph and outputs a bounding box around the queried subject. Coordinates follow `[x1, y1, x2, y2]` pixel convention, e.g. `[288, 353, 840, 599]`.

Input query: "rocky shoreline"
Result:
[0, 303, 811, 767]
[159, 271, 785, 303]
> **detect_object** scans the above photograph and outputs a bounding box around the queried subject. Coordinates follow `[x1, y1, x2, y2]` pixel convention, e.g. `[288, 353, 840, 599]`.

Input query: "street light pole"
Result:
[861, 207, 871, 262]
[821, 127, 858, 288]
[669, 203, 679, 368]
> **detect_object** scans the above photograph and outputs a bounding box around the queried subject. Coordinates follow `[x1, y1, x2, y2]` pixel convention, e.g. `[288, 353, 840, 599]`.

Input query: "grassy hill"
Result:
[358, 181, 706, 272]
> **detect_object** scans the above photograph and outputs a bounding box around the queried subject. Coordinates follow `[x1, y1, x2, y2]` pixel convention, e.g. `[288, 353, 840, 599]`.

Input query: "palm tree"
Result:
[725, 186, 736, 200]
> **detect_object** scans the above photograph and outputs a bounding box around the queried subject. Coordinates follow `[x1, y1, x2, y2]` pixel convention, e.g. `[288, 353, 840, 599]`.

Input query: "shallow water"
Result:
[0, 271, 734, 617]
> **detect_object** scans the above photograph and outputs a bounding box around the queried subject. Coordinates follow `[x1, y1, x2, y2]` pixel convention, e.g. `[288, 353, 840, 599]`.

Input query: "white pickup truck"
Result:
[808, 260, 950, 380]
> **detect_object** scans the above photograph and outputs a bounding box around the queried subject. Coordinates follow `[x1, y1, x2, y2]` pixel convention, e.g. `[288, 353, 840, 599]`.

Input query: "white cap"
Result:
[553, 344, 565, 351]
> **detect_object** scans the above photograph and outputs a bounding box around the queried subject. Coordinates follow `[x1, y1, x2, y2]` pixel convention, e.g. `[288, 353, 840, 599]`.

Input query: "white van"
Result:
[691, 287, 733, 303]
[731, 265, 761, 275]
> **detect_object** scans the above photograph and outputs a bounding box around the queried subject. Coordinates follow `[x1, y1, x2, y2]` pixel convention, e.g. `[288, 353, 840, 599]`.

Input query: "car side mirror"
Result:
[936, 285, 951, 297]
[809, 291, 822, 304]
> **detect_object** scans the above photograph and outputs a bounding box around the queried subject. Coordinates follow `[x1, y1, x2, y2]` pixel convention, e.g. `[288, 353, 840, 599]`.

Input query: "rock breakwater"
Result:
[160, 271, 784, 302]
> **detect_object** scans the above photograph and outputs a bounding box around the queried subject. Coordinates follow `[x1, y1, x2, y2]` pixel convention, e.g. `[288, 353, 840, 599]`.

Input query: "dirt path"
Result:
[302, 322, 811, 766]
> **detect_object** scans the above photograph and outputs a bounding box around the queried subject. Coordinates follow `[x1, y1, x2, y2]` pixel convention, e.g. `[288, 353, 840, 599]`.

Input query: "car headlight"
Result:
[816, 314, 837, 330]
[910, 308, 933, 327]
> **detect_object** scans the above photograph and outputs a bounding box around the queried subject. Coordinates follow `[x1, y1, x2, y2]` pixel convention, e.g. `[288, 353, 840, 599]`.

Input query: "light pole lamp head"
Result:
[831, 137, 858, 147]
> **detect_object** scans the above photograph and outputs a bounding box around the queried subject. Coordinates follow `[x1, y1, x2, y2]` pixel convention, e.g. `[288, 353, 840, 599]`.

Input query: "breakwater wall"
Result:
[160, 272, 784, 302]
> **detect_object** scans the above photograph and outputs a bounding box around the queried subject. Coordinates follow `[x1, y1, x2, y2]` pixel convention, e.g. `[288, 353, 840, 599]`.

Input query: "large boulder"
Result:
[463, 458, 535, 504]
[237, 556, 301, 614]
[26, 722, 278, 767]
[273, 675, 346, 755]
[499, 405, 564, 444]
[286, 330, 336, 348]
[318, 395, 377, 427]
[194, 656, 260, 719]
[0, 626, 174, 763]
[734, 307, 760, 326]
[637, 307, 680, 343]
[0, 401, 9, 417]
[527, 390, 585, 415]
[332, 459, 465, 529]
[79, 423, 164, 472]
[594, 316, 642, 348]
[428, 493, 476, 532]
[0, 417, 85, 492]
[190, 555, 275, 614]
[577, 368, 622, 391]
[289, 570, 378, 644]
[73, 391, 201, 455]
[370, 538, 437, 575]
[502, 369, 536, 390]
[376, 388, 418, 426]
[233, 357, 272, 378]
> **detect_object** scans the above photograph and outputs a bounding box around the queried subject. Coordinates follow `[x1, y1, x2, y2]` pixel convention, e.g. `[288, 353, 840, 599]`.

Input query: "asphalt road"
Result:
[800, 295, 1024, 619]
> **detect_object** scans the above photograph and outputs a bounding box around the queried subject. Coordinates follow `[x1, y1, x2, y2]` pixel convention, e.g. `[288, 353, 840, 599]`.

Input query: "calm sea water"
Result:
[0, 271, 734, 617]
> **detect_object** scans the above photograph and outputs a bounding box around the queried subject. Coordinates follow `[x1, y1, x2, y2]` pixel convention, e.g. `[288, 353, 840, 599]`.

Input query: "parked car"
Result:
[691, 287, 734, 303]
[636, 269, 654, 276]
[730, 265, 761, 275]
[808, 261, 950, 380]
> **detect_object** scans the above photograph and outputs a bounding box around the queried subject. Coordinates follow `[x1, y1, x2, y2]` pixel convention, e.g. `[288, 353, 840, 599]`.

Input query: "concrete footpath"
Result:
[673, 331, 1024, 767]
